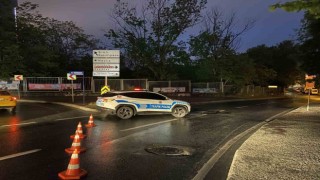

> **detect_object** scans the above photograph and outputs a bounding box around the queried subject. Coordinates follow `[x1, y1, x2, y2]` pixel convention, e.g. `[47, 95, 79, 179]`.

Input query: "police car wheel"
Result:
[172, 106, 187, 118]
[116, 106, 134, 119]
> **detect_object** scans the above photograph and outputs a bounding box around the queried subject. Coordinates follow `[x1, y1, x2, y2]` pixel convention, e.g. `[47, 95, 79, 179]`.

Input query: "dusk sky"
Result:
[21, 0, 304, 52]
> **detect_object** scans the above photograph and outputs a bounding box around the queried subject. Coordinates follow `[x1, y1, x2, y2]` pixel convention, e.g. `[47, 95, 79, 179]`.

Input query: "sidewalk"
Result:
[227, 104, 320, 180]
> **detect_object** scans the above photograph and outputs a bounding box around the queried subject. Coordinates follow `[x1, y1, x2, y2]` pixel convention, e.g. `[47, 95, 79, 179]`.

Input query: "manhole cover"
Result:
[145, 145, 194, 156]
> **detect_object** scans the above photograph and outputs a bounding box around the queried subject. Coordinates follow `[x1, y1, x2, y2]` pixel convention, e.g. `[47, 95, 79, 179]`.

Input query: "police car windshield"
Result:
[124, 92, 167, 100]
[101, 92, 118, 97]
[101, 91, 168, 100]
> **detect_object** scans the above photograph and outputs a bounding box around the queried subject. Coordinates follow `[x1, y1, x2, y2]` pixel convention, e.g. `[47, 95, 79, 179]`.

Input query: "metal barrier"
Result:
[92, 78, 148, 93]
[25, 77, 60, 92]
[60, 77, 92, 91]
[192, 82, 221, 94]
[25, 77, 92, 92]
[11, 77, 282, 96]
[148, 80, 191, 92]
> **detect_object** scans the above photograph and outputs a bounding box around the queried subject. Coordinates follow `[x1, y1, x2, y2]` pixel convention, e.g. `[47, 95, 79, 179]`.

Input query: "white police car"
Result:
[96, 90, 191, 119]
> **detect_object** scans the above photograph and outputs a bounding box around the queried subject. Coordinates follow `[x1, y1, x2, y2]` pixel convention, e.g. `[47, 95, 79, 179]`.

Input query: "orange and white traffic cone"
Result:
[65, 132, 86, 154]
[85, 114, 96, 128]
[58, 149, 87, 179]
[70, 122, 86, 139]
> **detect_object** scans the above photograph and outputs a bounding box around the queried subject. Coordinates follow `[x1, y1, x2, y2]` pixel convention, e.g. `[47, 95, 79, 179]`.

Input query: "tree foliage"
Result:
[246, 41, 302, 87]
[270, 0, 320, 19]
[16, 2, 98, 76]
[298, 13, 320, 75]
[106, 0, 207, 80]
[0, 0, 306, 91]
[189, 9, 254, 87]
[269, 1, 320, 86]
[0, 2, 98, 78]
[0, 0, 23, 78]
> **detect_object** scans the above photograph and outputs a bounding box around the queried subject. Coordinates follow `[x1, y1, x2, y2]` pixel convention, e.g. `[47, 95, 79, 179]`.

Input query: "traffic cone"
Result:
[65, 132, 86, 154]
[70, 122, 86, 139]
[58, 149, 87, 179]
[85, 114, 96, 128]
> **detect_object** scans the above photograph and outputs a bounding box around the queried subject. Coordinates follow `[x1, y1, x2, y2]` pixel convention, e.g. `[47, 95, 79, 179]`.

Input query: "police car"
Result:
[96, 89, 191, 119]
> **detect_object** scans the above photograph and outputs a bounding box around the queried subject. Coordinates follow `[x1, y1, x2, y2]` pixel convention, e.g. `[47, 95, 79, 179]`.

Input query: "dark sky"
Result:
[21, 0, 304, 52]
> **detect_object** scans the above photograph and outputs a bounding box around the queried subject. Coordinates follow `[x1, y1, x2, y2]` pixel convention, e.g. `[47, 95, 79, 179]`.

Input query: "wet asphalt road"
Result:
[0, 98, 302, 180]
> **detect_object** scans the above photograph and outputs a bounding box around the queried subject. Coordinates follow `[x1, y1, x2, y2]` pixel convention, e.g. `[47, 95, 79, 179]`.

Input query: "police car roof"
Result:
[101, 90, 149, 95]
[112, 89, 149, 93]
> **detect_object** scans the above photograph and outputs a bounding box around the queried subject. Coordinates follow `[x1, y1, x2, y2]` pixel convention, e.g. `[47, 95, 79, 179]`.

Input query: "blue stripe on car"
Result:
[115, 100, 128, 103]
[146, 104, 171, 109]
[115, 100, 180, 110]
[133, 103, 141, 108]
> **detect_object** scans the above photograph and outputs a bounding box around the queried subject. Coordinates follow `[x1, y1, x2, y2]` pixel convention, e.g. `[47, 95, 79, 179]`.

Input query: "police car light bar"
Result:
[134, 88, 148, 91]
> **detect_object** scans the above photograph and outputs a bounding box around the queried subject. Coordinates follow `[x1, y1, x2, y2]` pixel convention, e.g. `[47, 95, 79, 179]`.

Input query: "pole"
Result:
[82, 74, 85, 105]
[71, 80, 74, 103]
[307, 88, 310, 111]
[105, 76, 108, 86]
[18, 82, 20, 99]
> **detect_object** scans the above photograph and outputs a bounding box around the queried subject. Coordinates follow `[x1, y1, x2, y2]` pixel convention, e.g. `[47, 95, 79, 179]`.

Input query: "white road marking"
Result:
[120, 118, 178, 132]
[120, 114, 207, 132]
[101, 114, 208, 146]
[0, 149, 42, 161]
[1, 122, 36, 127]
[235, 106, 248, 109]
[55, 116, 89, 121]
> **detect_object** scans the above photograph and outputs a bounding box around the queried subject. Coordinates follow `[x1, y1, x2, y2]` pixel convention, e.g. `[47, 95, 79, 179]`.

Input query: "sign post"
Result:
[71, 80, 74, 103]
[307, 88, 310, 111]
[70, 71, 85, 105]
[305, 74, 316, 111]
[67, 73, 77, 103]
[92, 50, 120, 88]
[14, 75, 23, 99]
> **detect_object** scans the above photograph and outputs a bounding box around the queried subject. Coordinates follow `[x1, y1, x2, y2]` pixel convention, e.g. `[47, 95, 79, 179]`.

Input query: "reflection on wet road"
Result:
[0, 98, 305, 180]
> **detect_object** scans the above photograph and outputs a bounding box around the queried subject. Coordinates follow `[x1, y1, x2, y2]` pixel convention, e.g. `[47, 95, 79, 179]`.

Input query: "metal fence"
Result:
[148, 80, 191, 93]
[1, 77, 283, 96]
[237, 85, 283, 96]
[92, 78, 148, 93]
[24, 77, 92, 92]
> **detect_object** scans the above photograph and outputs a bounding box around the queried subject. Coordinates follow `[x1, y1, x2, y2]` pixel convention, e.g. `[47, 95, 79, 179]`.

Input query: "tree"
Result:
[105, 0, 207, 80]
[270, 0, 320, 19]
[189, 9, 254, 91]
[298, 13, 320, 75]
[0, 0, 23, 79]
[16, 2, 98, 76]
[246, 41, 302, 87]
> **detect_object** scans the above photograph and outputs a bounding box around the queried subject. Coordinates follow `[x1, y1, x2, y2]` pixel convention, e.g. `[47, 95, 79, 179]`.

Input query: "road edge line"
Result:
[192, 108, 295, 180]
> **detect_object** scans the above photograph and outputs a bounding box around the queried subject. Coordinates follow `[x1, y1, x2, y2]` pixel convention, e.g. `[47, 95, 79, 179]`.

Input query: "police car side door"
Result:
[143, 92, 173, 112]
[124, 92, 149, 112]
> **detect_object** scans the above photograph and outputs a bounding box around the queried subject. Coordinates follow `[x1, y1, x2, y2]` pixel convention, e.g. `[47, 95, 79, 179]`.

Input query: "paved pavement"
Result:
[18, 95, 320, 179]
[227, 104, 320, 180]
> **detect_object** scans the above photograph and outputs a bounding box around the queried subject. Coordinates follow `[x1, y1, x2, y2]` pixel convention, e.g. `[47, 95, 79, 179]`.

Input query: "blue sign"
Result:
[70, 71, 84, 75]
